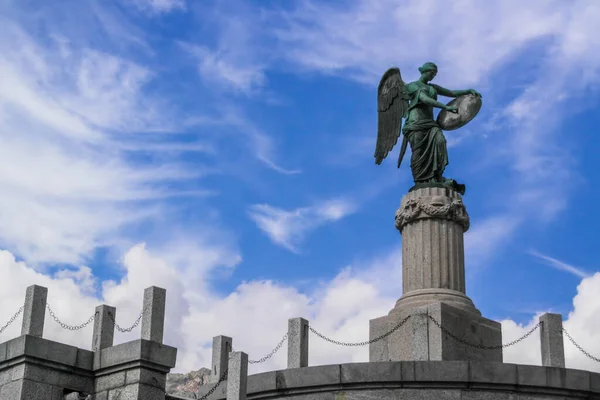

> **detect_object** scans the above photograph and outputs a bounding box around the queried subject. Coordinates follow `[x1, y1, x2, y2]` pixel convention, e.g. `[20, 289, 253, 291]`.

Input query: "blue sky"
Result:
[0, 0, 599, 375]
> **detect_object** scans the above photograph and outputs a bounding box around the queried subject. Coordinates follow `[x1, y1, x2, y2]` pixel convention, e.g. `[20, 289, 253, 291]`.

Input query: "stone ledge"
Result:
[0, 335, 93, 371]
[93, 339, 177, 371]
[196, 361, 600, 400]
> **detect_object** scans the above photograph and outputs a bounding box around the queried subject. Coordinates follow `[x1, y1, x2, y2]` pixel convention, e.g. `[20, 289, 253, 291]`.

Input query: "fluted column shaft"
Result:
[395, 187, 470, 295]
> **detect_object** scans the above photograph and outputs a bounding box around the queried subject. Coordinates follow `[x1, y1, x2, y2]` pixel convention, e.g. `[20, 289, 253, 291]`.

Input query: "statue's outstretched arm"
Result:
[433, 84, 482, 98]
[418, 91, 450, 110]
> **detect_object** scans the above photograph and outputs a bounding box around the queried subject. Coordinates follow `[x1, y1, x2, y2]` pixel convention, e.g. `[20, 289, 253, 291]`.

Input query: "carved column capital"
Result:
[395, 193, 470, 232]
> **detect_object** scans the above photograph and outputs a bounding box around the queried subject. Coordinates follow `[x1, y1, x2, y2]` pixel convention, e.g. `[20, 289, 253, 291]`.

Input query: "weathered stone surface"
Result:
[92, 305, 116, 352]
[276, 365, 340, 390]
[591, 371, 600, 393]
[404, 361, 469, 383]
[461, 391, 516, 400]
[368, 316, 389, 362]
[288, 318, 309, 369]
[539, 313, 565, 368]
[141, 286, 166, 344]
[211, 336, 232, 384]
[545, 367, 590, 391]
[247, 371, 276, 394]
[227, 351, 248, 400]
[516, 365, 546, 387]
[3, 335, 93, 370]
[0, 380, 22, 400]
[95, 372, 126, 392]
[93, 339, 176, 371]
[469, 362, 517, 387]
[19, 379, 63, 400]
[411, 307, 429, 361]
[395, 188, 469, 303]
[380, 302, 502, 363]
[125, 368, 166, 389]
[168, 361, 600, 400]
[338, 389, 462, 400]
[0, 342, 7, 363]
[341, 362, 401, 384]
[21, 285, 47, 338]
[105, 382, 165, 400]
[23, 364, 93, 393]
[93, 390, 109, 400]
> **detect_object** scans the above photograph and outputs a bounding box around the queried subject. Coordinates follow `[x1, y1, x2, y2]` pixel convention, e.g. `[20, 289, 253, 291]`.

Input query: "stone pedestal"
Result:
[369, 187, 502, 362]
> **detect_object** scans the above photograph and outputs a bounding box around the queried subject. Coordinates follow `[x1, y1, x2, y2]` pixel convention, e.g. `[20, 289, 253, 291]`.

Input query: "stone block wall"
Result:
[0, 285, 177, 400]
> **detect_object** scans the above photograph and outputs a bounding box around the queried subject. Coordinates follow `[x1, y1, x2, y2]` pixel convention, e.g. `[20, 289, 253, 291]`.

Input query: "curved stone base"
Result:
[191, 361, 600, 400]
[391, 288, 481, 316]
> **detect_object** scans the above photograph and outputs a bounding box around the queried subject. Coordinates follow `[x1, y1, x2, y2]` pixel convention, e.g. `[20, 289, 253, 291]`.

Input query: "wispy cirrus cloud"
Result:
[127, 0, 186, 14]
[0, 17, 210, 266]
[248, 198, 357, 252]
[181, 43, 266, 95]
[529, 250, 590, 279]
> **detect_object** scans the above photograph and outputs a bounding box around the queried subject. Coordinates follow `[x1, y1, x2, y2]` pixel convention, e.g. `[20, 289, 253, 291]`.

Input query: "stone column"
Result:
[92, 305, 116, 352]
[539, 313, 565, 367]
[21, 285, 47, 337]
[393, 187, 478, 314]
[227, 351, 248, 400]
[210, 335, 233, 383]
[287, 318, 309, 368]
[141, 286, 166, 344]
[370, 186, 503, 363]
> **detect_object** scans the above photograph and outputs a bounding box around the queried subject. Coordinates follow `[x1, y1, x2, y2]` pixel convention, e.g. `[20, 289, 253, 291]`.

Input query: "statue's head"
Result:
[418, 62, 438, 82]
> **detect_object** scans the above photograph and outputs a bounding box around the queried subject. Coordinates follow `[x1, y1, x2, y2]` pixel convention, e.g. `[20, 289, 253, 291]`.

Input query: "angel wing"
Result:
[375, 67, 409, 165]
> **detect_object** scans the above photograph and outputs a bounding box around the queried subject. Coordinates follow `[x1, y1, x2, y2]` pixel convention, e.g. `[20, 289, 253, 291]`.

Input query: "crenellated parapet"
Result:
[0, 285, 177, 400]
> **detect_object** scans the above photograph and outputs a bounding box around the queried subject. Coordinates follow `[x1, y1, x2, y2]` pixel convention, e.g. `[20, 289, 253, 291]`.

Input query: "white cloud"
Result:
[248, 198, 357, 252]
[502, 272, 600, 372]
[269, 0, 567, 85]
[464, 215, 521, 269]
[0, 244, 597, 379]
[182, 44, 266, 95]
[0, 19, 211, 267]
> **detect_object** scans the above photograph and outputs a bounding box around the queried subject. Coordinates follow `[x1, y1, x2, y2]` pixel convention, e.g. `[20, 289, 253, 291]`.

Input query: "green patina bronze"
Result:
[375, 62, 482, 195]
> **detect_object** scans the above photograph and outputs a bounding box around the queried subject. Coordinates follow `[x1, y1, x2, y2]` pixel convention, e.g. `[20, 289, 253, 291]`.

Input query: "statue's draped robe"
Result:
[399, 81, 449, 183]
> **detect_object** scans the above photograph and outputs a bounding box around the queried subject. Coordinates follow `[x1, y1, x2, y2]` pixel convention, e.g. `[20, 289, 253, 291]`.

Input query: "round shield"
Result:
[436, 94, 482, 131]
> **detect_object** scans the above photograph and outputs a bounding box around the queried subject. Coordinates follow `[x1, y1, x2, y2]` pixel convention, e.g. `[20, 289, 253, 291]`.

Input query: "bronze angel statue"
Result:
[375, 62, 482, 195]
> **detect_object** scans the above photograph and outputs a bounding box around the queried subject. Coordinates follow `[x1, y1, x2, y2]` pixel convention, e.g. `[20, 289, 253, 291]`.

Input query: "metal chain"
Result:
[0, 305, 24, 334]
[427, 316, 541, 350]
[46, 303, 97, 331]
[249, 332, 288, 364]
[309, 315, 411, 347]
[106, 303, 148, 333]
[563, 327, 600, 362]
[230, 332, 289, 364]
[195, 368, 228, 400]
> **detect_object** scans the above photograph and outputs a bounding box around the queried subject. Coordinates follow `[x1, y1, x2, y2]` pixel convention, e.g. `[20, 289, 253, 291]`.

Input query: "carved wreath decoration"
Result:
[395, 197, 470, 232]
